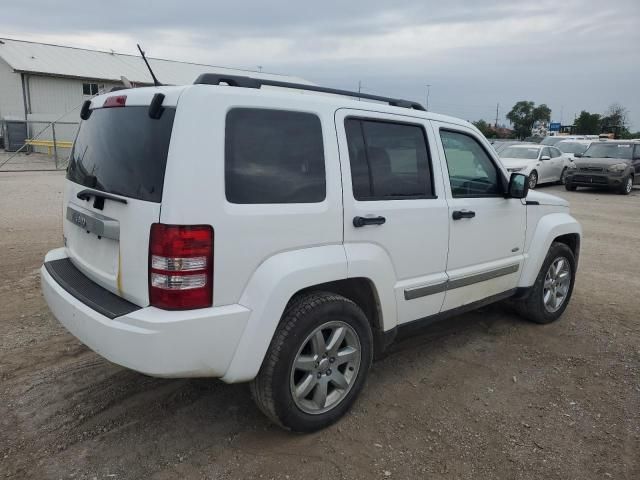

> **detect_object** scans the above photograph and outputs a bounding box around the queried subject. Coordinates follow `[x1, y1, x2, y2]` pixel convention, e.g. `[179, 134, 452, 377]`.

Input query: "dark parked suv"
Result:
[565, 141, 640, 195]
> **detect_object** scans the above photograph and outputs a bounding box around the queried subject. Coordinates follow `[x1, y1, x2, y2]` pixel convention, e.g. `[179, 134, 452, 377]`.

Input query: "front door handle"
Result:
[353, 216, 386, 227]
[452, 210, 475, 220]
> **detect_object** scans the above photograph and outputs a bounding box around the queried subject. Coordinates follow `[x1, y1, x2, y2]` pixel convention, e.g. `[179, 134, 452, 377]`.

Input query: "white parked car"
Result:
[499, 144, 571, 188]
[41, 75, 582, 432]
[555, 139, 592, 159]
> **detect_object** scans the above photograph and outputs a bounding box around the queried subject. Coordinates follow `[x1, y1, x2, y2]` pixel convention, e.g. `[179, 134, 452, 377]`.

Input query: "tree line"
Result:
[473, 101, 638, 140]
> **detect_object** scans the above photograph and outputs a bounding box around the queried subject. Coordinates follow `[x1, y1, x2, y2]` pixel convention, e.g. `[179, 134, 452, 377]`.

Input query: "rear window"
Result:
[225, 108, 326, 204]
[67, 106, 176, 203]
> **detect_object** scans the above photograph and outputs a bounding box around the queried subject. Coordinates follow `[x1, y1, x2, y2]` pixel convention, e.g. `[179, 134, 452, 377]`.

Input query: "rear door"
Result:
[64, 92, 179, 306]
[337, 109, 450, 324]
[433, 123, 526, 311]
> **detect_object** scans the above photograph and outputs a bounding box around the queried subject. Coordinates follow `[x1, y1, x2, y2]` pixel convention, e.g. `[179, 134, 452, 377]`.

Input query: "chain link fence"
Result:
[0, 120, 79, 172]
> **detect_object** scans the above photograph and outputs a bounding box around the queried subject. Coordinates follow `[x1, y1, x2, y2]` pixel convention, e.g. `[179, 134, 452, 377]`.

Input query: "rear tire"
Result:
[528, 170, 538, 189]
[559, 168, 568, 185]
[250, 292, 373, 432]
[514, 242, 576, 324]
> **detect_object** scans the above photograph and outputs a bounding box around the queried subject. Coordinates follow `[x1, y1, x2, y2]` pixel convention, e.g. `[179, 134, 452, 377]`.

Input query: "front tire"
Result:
[528, 170, 538, 189]
[565, 182, 577, 191]
[514, 242, 576, 324]
[250, 292, 373, 432]
[619, 176, 633, 195]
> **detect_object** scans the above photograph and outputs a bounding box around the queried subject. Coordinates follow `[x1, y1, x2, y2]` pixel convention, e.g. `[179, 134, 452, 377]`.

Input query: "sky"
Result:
[2, 0, 639, 129]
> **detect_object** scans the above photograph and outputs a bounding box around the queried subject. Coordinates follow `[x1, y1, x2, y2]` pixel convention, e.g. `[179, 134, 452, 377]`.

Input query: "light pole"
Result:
[426, 84, 431, 111]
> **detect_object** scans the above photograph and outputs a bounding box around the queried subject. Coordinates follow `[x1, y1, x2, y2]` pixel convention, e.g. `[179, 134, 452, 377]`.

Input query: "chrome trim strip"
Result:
[66, 204, 120, 240]
[404, 263, 520, 300]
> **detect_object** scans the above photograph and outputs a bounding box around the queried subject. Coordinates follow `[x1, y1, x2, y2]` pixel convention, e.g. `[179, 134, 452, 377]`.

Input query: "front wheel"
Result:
[514, 242, 576, 324]
[619, 176, 633, 195]
[251, 292, 373, 432]
[565, 182, 577, 191]
[528, 170, 538, 189]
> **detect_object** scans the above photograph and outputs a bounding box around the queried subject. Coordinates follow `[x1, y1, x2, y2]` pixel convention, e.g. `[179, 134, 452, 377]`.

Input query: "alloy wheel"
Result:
[625, 177, 633, 193]
[529, 172, 538, 189]
[543, 256, 571, 313]
[289, 321, 362, 415]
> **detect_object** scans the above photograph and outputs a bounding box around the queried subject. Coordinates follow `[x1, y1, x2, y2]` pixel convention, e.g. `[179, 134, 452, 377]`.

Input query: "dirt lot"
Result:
[1, 171, 638, 479]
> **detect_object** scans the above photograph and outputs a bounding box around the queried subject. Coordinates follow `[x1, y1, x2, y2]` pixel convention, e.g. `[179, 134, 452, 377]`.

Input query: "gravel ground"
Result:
[1, 171, 638, 479]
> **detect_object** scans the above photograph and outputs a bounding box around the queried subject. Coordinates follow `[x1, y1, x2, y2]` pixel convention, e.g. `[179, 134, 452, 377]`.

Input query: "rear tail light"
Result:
[149, 224, 213, 310]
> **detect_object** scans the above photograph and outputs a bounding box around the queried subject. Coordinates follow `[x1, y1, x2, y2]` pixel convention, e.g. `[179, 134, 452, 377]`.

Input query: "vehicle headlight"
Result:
[568, 162, 577, 169]
[608, 163, 627, 172]
[508, 167, 525, 172]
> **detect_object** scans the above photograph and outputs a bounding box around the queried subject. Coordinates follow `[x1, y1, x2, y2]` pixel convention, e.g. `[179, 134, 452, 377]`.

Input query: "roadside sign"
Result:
[549, 122, 561, 132]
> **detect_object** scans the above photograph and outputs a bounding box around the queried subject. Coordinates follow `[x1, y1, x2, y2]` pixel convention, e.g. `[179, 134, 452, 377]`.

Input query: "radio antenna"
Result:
[137, 44, 162, 86]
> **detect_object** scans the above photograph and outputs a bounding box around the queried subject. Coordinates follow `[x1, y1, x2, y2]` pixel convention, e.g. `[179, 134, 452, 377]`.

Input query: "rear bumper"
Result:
[41, 248, 250, 379]
[566, 172, 624, 188]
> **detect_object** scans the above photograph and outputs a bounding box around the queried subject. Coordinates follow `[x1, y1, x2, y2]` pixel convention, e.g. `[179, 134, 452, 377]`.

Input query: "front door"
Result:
[548, 146, 565, 181]
[336, 109, 450, 324]
[432, 123, 526, 311]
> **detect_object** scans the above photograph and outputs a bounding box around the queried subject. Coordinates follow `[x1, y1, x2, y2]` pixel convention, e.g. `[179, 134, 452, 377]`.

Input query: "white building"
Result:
[0, 37, 308, 151]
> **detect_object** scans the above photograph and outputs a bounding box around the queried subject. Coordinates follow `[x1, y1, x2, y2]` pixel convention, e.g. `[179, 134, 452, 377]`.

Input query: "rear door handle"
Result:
[353, 216, 386, 227]
[452, 210, 475, 220]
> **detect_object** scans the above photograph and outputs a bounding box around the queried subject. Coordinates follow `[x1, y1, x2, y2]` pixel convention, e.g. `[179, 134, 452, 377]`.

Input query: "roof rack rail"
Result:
[193, 74, 426, 111]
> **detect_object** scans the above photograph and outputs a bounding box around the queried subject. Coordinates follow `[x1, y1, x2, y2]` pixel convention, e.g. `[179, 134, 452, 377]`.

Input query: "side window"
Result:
[551, 147, 562, 158]
[439, 129, 502, 198]
[541, 147, 551, 158]
[345, 118, 433, 200]
[225, 108, 326, 204]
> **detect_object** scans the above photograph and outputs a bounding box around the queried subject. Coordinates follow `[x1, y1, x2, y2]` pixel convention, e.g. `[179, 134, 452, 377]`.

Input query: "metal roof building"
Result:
[0, 37, 308, 151]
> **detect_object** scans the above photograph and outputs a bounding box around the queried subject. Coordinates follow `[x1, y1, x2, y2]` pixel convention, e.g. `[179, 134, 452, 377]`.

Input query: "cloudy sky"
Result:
[3, 0, 639, 128]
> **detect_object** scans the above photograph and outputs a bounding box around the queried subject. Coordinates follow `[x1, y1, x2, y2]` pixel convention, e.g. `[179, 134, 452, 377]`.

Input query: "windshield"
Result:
[557, 142, 589, 155]
[583, 143, 634, 160]
[500, 147, 540, 159]
[540, 137, 564, 146]
[67, 106, 176, 203]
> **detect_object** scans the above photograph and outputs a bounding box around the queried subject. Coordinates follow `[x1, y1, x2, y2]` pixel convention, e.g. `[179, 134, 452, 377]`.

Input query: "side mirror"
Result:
[540, 155, 551, 161]
[508, 173, 529, 199]
[574, 153, 583, 158]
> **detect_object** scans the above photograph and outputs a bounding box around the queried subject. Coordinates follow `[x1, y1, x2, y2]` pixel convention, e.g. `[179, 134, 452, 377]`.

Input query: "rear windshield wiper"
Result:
[77, 188, 128, 204]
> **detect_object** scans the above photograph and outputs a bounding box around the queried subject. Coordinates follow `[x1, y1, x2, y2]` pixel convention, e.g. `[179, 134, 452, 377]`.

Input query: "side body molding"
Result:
[518, 212, 582, 287]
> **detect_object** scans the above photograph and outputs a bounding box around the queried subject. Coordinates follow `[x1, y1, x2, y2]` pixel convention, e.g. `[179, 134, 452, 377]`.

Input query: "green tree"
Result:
[573, 111, 601, 134]
[506, 101, 551, 139]
[472, 119, 495, 138]
[600, 103, 630, 138]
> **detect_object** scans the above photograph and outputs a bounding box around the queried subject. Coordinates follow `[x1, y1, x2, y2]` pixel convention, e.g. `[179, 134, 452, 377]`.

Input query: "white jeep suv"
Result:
[41, 75, 582, 432]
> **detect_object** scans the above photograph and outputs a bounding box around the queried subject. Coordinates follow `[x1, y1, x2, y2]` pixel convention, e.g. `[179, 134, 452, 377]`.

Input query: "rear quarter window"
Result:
[225, 108, 326, 204]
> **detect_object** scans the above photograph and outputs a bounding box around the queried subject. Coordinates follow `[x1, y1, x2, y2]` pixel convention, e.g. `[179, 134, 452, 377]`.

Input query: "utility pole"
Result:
[358, 80, 362, 101]
[426, 84, 431, 111]
[495, 103, 499, 128]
